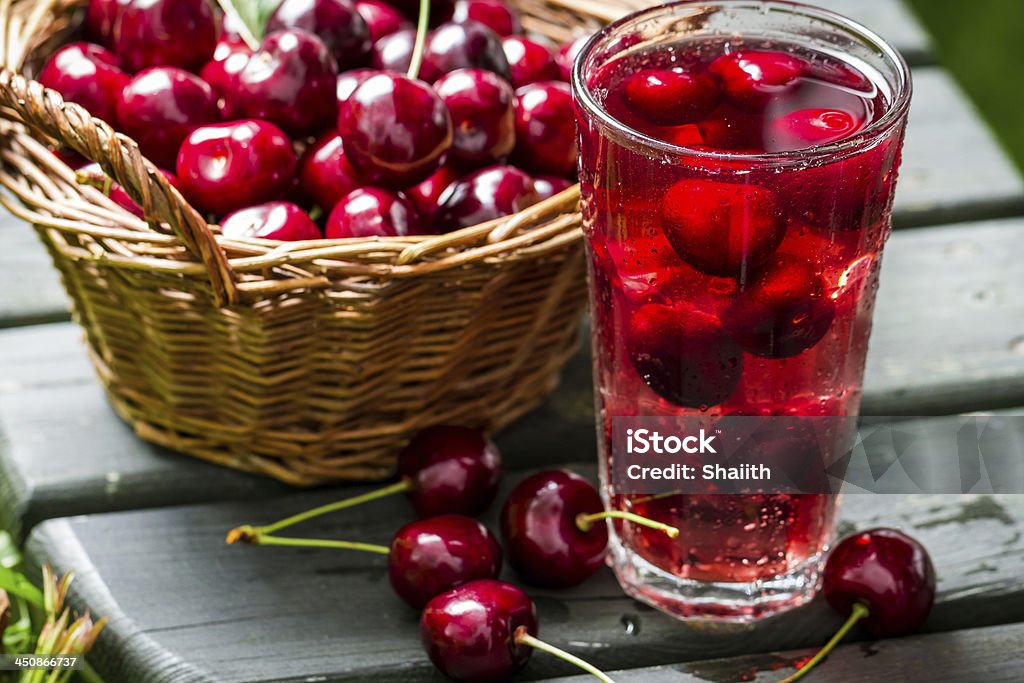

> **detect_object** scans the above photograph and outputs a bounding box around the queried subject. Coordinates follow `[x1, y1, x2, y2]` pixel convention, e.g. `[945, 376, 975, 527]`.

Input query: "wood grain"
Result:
[25, 476, 1024, 682]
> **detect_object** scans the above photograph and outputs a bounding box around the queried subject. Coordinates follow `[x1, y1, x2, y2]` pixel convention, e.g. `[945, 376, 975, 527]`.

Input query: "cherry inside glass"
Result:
[573, 0, 911, 621]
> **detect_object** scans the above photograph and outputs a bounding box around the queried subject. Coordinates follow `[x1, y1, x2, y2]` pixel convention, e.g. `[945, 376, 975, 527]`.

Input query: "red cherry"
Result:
[84, 0, 119, 46]
[767, 108, 866, 152]
[116, 67, 220, 169]
[709, 50, 807, 108]
[38, 42, 128, 125]
[336, 67, 377, 104]
[220, 201, 321, 241]
[338, 72, 453, 186]
[452, 0, 521, 37]
[325, 187, 422, 238]
[267, 0, 372, 71]
[623, 68, 721, 126]
[500, 470, 608, 588]
[77, 162, 180, 218]
[823, 528, 936, 637]
[436, 164, 540, 231]
[397, 425, 502, 518]
[298, 132, 360, 210]
[628, 302, 743, 408]
[200, 38, 253, 118]
[419, 20, 511, 84]
[512, 81, 577, 177]
[502, 36, 559, 88]
[722, 254, 836, 358]
[370, 28, 417, 72]
[660, 179, 785, 278]
[389, 515, 502, 608]
[388, 0, 456, 23]
[420, 580, 537, 683]
[176, 120, 297, 217]
[403, 163, 460, 225]
[433, 68, 515, 166]
[533, 175, 572, 200]
[555, 35, 590, 82]
[231, 29, 339, 137]
[356, 0, 412, 42]
[112, 0, 216, 72]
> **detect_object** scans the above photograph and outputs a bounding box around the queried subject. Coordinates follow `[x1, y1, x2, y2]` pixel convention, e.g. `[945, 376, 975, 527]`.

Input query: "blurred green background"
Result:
[907, 0, 1024, 171]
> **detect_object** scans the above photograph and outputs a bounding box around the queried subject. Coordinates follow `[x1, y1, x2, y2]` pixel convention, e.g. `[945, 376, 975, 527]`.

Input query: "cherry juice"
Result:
[573, 2, 910, 620]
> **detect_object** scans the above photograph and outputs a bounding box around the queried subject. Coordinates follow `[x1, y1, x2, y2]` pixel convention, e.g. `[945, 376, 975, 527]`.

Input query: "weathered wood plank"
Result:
[1, 66, 1020, 326]
[814, 0, 934, 66]
[544, 621, 1024, 682]
[25, 478, 1024, 682]
[3, 216, 1024, 540]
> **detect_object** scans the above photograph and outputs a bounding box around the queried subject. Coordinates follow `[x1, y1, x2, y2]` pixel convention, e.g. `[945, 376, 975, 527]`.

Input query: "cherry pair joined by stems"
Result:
[779, 527, 935, 682]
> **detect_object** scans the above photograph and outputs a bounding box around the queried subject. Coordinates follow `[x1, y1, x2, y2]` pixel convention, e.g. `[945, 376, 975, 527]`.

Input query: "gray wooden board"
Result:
[812, 0, 934, 67]
[3, 216, 1024, 541]
[543, 621, 1024, 682]
[1, 66, 1021, 327]
[25, 475, 1024, 683]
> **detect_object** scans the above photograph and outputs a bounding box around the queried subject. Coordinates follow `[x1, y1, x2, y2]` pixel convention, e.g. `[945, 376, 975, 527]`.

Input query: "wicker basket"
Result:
[0, 0, 644, 485]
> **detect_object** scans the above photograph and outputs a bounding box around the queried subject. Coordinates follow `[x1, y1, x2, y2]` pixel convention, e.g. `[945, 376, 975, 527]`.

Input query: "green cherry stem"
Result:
[514, 627, 616, 683]
[575, 511, 680, 538]
[225, 479, 411, 544]
[237, 534, 391, 555]
[215, 0, 261, 51]
[406, 0, 431, 80]
[779, 602, 870, 683]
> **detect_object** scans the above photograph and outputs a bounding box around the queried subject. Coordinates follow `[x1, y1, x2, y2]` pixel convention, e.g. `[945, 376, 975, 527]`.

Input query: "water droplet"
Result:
[620, 614, 641, 636]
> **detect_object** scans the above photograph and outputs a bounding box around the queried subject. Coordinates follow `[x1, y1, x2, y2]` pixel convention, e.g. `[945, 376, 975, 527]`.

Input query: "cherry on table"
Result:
[116, 67, 220, 170]
[419, 20, 511, 84]
[267, 0, 372, 71]
[659, 178, 786, 278]
[369, 28, 417, 72]
[389, 515, 503, 608]
[452, 0, 521, 37]
[176, 120, 297, 217]
[767, 108, 866, 152]
[298, 132, 361, 210]
[356, 0, 412, 42]
[512, 81, 578, 177]
[709, 50, 807, 108]
[623, 68, 721, 127]
[38, 42, 128, 126]
[502, 35, 559, 88]
[435, 164, 540, 232]
[220, 201, 322, 241]
[112, 0, 217, 72]
[230, 29, 339, 137]
[200, 38, 254, 119]
[421, 580, 614, 683]
[555, 34, 591, 82]
[433, 68, 515, 166]
[628, 301, 743, 409]
[338, 71, 453, 187]
[533, 175, 573, 200]
[403, 163, 460, 225]
[722, 254, 836, 358]
[325, 187, 423, 238]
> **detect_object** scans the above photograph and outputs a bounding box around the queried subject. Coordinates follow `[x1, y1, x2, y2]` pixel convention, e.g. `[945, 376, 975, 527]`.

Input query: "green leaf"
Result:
[0, 567, 42, 609]
[216, 0, 282, 48]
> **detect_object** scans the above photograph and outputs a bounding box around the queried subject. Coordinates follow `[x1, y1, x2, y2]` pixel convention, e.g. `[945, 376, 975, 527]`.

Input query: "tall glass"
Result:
[573, 1, 911, 620]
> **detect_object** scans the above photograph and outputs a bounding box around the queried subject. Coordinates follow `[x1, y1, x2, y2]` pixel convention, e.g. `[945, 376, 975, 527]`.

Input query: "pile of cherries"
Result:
[229, 423, 937, 682]
[44, 0, 583, 239]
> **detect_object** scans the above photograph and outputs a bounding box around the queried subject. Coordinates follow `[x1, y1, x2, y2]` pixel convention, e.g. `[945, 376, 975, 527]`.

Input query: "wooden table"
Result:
[2, 1, 1024, 681]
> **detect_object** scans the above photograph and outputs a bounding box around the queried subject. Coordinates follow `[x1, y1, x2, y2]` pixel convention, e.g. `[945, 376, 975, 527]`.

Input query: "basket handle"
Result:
[0, 69, 240, 306]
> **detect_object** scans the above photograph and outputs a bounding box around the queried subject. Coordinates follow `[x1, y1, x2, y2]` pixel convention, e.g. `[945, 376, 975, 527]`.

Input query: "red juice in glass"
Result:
[572, 1, 911, 620]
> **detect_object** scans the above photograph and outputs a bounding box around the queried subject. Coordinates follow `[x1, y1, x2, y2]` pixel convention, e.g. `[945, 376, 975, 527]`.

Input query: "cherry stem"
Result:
[406, 0, 431, 80]
[235, 534, 391, 555]
[779, 602, 870, 683]
[215, 0, 261, 51]
[514, 627, 615, 683]
[75, 169, 113, 196]
[575, 511, 680, 538]
[225, 480, 411, 543]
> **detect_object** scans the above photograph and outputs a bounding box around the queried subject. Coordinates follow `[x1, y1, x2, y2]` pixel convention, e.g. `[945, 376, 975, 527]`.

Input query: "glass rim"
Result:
[571, 0, 913, 164]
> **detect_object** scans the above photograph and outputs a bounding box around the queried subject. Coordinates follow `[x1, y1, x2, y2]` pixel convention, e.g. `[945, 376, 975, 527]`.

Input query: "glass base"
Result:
[607, 535, 824, 623]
